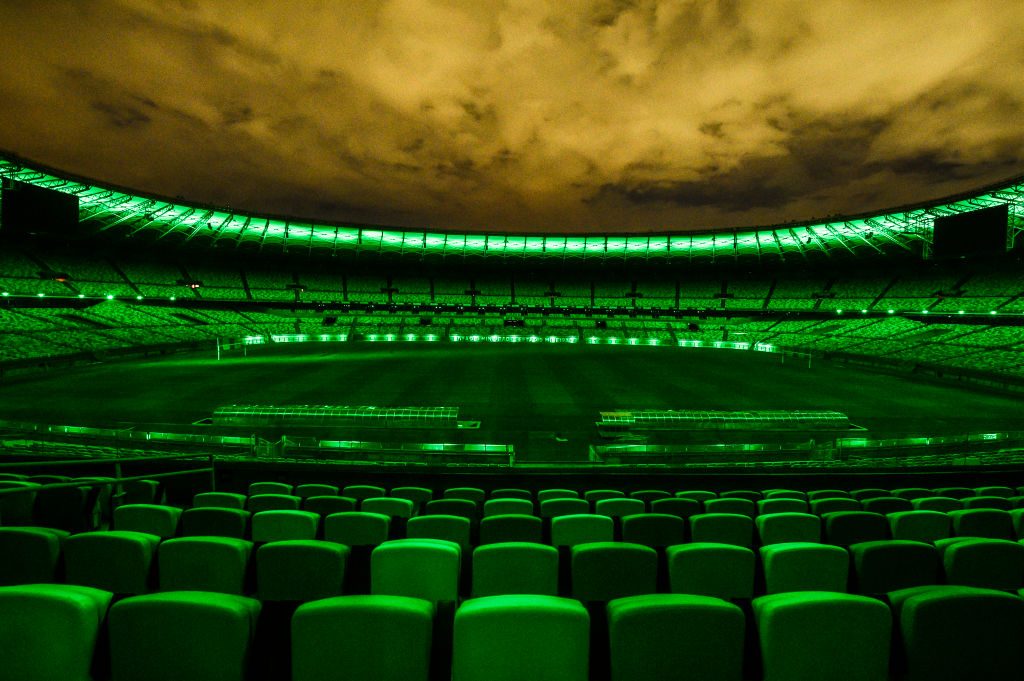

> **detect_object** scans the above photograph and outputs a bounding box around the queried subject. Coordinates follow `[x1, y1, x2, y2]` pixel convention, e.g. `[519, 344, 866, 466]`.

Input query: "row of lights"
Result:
[835, 308, 999, 315]
[0, 293, 177, 301]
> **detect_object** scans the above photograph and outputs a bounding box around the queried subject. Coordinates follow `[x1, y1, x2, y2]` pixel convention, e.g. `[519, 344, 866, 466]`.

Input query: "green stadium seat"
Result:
[973, 486, 1014, 498]
[942, 538, 1024, 590]
[193, 492, 247, 510]
[621, 513, 686, 547]
[0, 473, 27, 481]
[540, 498, 590, 518]
[760, 542, 849, 593]
[810, 497, 860, 515]
[650, 497, 702, 519]
[551, 514, 614, 547]
[676, 490, 716, 502]
[571, 542, 657, 602]
[1009, 496, 1024, 509]
[594, 497, 644, 518]
[933, 487, 973, 499]
[848, 540, 939, 595]
[302, 495, 356, 516]
[294, 483, 338, 499]
[247, 481, 293, 496]
[1011, 508, 1024, 539]
[583, 489, 625, 505]
[753, 591, 890, 681]
[719, 490, 761, 502]
[607, 593, 745, 681]
[444, 487, 486, 505]
[251, 509, 320, 543]
[406, 514, 471, 549]
[628, 490, 671, 506]
[689, 513, 754, 548]
[756, 498, 808, 515]
[324, 512, 390, 546]
[888, 510, 951, 543]
[538, 489, 579, 501]
[472, 542, 558, 597]
[891, 487, 933, 500]
[0, 583, 112, 681]
[962, 495, 1012, 510]
[256, 539, 348, 601]
[756, 512, 821, 545]
[123, 480, 162, 505]
[704, 498, 756, 517]
[808, 489, 852, 500]
[27, 475, 71, 485]
[666, 543, 755, 600]
[821, 511, 888, 546]
[488, 488, 530, 501]
[948, 508, 1014, 539]
[64, 531, 160, 595]
[0, 527, 69, 585]
[764, 490, 807, 501]
[246, 494, 301, 513]
[483, 498, 534, 517]
[391, 486, 434, 511]
[0, 482, 40, 525]
[849, 488, 889, 501]
[32, 484, 99, 533]
[181, 507, 251, 539]
[371, 539, 460, 602]
[342, 485, 386, 500]
[361, 497, 415, 518]
[424, 498, 478, 521]
[108, 591, 261, 681]
[889, 585, 1024, 681]
[911, 496, 962, 512]
[291, 595, 434, 681]
[452, 594, 589, 681]
[480, 514, 543, 544]
[861, 496, 913, 514]
[158, 537, 253, 595]
[113, 504, 182, 538]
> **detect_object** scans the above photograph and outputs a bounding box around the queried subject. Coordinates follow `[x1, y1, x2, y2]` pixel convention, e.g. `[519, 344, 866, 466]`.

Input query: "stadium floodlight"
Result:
[990, 311, 997, 315]
[37, 292, 44, 297]
[106, 294, 114, 300]
[861, 309, 867, 313]
[406, 334, 418, 341]
[588, 336, 599, 344]
[426, 334, 437, 341]
[836, 309, 843, 314]
[1, 292, 7, 296]
[958, 310, 965, 314]
[887, 309, 894, 314]
[170, 296, 176, 301]
[78, 294, 85, 298]
[136, 295, 143, 300]
[922, 310, 929, 314]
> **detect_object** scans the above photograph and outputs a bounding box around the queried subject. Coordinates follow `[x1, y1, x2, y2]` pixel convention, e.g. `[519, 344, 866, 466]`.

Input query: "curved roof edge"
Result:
[2, 149, 1022, 261]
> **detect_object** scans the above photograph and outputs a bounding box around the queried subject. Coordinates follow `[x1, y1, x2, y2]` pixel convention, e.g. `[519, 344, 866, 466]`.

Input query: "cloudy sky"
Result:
[1, 0, 1022, 234]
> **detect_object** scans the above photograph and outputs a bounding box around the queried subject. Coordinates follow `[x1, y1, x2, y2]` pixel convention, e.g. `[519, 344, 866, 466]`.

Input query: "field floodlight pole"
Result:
[216, 337, 221, 361]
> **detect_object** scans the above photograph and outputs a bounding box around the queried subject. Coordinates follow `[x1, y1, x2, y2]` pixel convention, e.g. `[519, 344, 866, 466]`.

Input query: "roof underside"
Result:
[2, 155, 1022, 261]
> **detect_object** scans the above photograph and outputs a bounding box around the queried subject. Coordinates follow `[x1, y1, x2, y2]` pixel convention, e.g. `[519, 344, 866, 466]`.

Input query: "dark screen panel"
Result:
[1, 180, 79, 238]
[932, 203, 1008, 258]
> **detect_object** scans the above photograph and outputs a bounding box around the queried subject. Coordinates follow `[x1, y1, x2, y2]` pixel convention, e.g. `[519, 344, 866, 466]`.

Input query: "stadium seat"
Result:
[123, 480, 162, 505]
[889, 585, 1024, 681]
[538, 489, 579, 501]
[948, 508, 1014, 539]
[33, 484, 100, 533]
[1011, 508, 1024, 539]
[445, 487, 486, 505]
[933, 486, 973, 499]
[108, 591, 261, 681]
[391, 486, 434, 511]
[247, 481, 293, 496]
[0, 473, 27, 481]
[193, 492, 247, 510]
[0, 527, 69, 585]
[650, 497, 702, 519]
[962, 495, 1012, 510]
[251, 509, 320, 543]
[424, 498, 478, 521]
[607, 593, 745, 681]
[704, 498, 756, 517]
[756, 512, 821, 544]
[483, 498, 534, 517]
[666, 543, 755, 601]
[479, 514, 543, 544]
[621, 513, 686, 547]
[371, 539, 460, 602]
[27, 475, 71, 485]
[490, 488, 532, 500]
[807, 489, 852, 500]
[849, 488, 889, 501]
[303, 495, 356, 516]
[64, 530, 159, 595]
[583, 489, 625, 505]
[550, 514, 614, 547]
[861, 496, 912, 514]
[361, 497, 415, 518]
[719, 489, 761, 502]
[594, 497, 645, 518]
[324, 512, 390, 546]
[821, 511, 888, 546]
[763, 490, 807, 501]
[571, 542, 657, 602]
[689, 513, 754, 548]
[628, 490, 671, 506]
[675, 490, 716, 502]
[181, 507, 251, 539]
[291, 595, 434, 681]
[406, 514, 471, 549]
[294, 483, 338, 499]
[113, 504, 182, 538]
[452, 594, 589, 681]
[158, 537, 253, 595]
[911, 496, 962, 512]
[891, 487, 933, 500]
[941, 538, 1024, 590]
[753, 591, 890, 681]
[848, 540, 940, 595]
[342, 485, 387, 500]
[246, 494, 301, 513]
[760, 542, 848, 593]
[974, 485, 1015, 498]
[756, 498, 808, 515]
[809, 497, 860, 514]
[540, 497, 590, 518]
[888, 510, 951, 543]
[256, 539, 348, 601]
[0, 583, 112, 681]
[472, 542, 559, 597]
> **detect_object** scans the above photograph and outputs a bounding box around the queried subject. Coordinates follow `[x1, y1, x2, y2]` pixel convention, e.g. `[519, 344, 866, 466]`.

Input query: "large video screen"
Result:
[932, 203, 1008, 258]
[1, 180, 79, 239]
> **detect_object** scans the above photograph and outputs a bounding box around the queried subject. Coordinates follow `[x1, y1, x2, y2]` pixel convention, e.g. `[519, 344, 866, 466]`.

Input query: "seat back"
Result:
[760, 542, 848, 594]
[689, 513, 754, 548]
[361, 497, 415, 519]
[371, 539, 461, 603]
[594, 498, 645, 518]
[181, 507, 251, 539]
[444, 487, 486, 505]
[539, 498, 589, 518]
[251, 510, 320, 543]
[537, 489, 579, 502]
[246, 494, 301, 513]
[621, 513, 686, 548]
[666, 543, 755, 601]
[888, 510, 951, 543]
[942, 538, 1024, 591]
[550, 514, 614, 547]
[0, 527, 67, 586]
[248, 482, 293, 496]
[303, 495, 357, 516]
[113, 504, 182, 539]
[704, 498, 756, 517]
[472, 542, 559, 597]
[821, 511, 888, 546]
[756, 512, 821, 545]
[294, 484, 339, 499]
[323, 512, 390, 546]
[257, 540, 349, 602]
[158, 537, 254, 595]
[483, 498, 534, 517]
[65, 531, 160, 595]
[479, 514, 543, 544]
[570, 542, 657, 602]
[406, 514, 472, 549]
[193, 492, 247, 510]
[849, 540, 940, 595]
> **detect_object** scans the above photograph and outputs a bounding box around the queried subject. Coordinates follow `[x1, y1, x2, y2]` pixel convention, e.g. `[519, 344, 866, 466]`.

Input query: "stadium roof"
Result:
[2, 151, 1022, 261]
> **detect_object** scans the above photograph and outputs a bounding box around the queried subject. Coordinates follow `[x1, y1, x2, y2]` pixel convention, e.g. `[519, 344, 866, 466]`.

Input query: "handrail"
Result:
[0, 451, 213, 468]
[0, 467, 214, 496]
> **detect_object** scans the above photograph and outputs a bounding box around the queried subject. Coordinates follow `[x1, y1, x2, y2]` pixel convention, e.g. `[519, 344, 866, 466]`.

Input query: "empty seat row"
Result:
[3, 582, 1023, 681]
